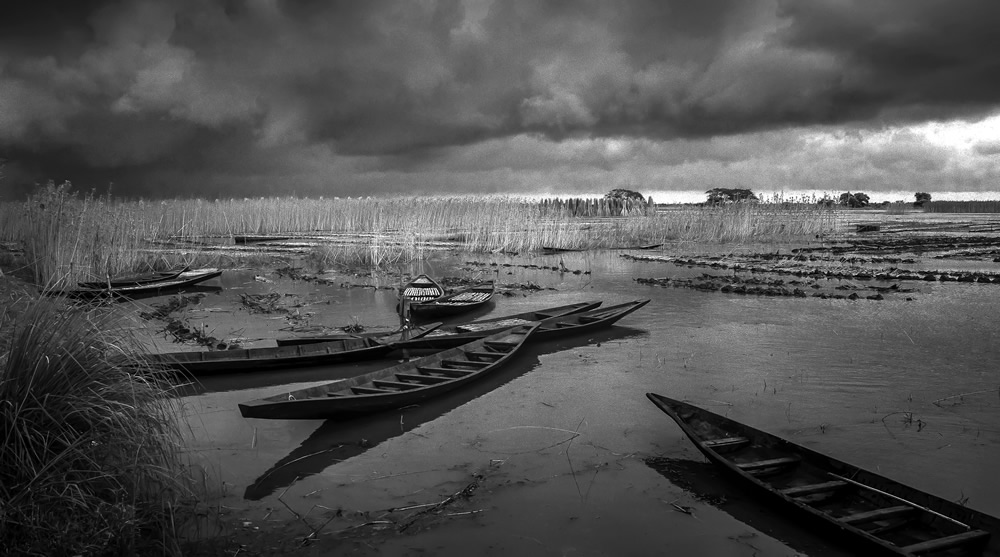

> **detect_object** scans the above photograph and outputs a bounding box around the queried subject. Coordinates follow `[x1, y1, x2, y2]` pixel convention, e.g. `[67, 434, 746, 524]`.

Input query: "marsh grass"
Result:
[0, 295, 190, 556]
[1, 188, 839, 287]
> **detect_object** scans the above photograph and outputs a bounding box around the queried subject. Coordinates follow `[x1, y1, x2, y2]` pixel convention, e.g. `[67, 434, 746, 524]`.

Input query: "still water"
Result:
[168, 247, 1000, 554]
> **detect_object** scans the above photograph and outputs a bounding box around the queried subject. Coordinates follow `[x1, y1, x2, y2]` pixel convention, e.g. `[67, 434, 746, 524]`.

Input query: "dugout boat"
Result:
[531, 299, 649, 341]
[238, 324, 537, 419]
[281, 301, 602, 349]
[407, 280, 495, 319]
[143, 324, 439, 376]
[77, 266, 190, 288]
[399, 274, 445, 303]
[392, 299, 646, 351]
[646, 393, 1000, 557]
[66, 268, 223, 299]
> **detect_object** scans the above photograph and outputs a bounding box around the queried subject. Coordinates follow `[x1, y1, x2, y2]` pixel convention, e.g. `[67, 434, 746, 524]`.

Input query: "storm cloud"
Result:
[2, 0, 999, 199]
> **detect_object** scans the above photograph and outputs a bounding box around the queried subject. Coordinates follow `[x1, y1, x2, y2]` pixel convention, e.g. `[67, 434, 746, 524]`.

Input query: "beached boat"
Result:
[280, 301, 602, 349]
[239, 324, 537, 419]
[143, 327, 435, 375]
[399, 274, 446, 303]
[407, 280, 495, 319]
[78, 266, 190, 288]
[275, 321, 444, 347]
[67, 268, 223, 299]
[646, 393, 1000, 557]
[233, 235, 293, 244]
[531, 299, 649, 341]
[391, 299, 646, 351]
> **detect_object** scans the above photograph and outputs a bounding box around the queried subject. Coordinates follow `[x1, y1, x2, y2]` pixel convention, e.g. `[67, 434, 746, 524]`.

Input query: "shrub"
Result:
[0, 296, 188, 556]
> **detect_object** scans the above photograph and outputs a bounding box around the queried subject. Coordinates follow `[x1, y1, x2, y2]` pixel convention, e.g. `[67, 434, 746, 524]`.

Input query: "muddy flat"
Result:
[107, 218, 1000, 556]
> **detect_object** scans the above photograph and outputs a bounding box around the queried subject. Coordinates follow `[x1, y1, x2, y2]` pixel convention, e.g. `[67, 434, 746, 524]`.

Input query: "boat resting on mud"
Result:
[282, 300, 602, 349]
[78, 266, 190, 288]
[239, 324, 537, 419]
[66, 268, 223, 299]
[531, 299, 649, 341]
[144, 324, 439, 376]
[392, 299, 646, 351]
[275, 320, 445, 347]
[646, 393, 1000, 557]
[407, 280, 495, 319]
[399, 274, 445, 303]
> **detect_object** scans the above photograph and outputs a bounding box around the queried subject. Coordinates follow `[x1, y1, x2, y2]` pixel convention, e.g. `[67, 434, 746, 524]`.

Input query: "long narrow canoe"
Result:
[280, 301, 601, 348]
[393, 299, 645, 351]
[407, 280, 495, 319]
[78, 266, 189, 288]
[67, 268, 223, 299]
[144, 328, 425, 375]
[531, 299, 649, 341]
[399, 274, 445, 303]
[239, 324, 537, 420]
[274, 321, 444, 347]
[646, 393, 1000, 557]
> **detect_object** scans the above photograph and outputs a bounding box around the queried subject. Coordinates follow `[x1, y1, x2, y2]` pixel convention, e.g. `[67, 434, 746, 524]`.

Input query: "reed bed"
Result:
[925, 200, 1000, 213]
[0, 187, 839, 287]
[0, 295, 189, 556]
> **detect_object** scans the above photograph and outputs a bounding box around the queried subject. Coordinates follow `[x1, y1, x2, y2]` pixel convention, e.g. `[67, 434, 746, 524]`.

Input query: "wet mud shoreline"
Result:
[6, 213, 997, 556]
[160, 219, 1000, 556]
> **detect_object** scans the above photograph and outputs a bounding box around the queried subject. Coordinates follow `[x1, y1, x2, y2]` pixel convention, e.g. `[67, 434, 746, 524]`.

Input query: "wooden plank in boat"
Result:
[837, 506, 914, 525]
[779, 481, 847, 498]
[900, 530, 990, 554]
[735, 456, 801, 471]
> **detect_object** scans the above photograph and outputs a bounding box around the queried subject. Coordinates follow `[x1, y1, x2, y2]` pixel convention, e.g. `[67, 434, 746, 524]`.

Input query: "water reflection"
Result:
[243, 327, 645, 500]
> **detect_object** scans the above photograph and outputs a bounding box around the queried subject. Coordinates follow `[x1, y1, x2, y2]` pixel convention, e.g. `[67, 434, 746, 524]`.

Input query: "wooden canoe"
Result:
[274, 321, 444, 347]
[233, 235, 293, 244]
[67, 268, 223, 299]
[144, 331, 414, 375]
[531, 299, 649, 341]
[238, 324, 537, 420]
[280, 301, 600, 348]
[78, 266, 189, 288]
[391, 299, 645, 351]
[646, 393, 1000, 557]
[407, 280, 495, 319]
[399, 274, 445, 303]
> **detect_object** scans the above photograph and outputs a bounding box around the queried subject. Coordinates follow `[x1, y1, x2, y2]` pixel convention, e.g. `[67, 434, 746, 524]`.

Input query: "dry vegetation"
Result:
[0, 182, 840, 289]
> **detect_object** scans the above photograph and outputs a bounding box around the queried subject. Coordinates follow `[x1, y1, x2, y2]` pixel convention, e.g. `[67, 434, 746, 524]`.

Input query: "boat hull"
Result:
[389, 301, 603, 351]
[407, 281, 496, 319]
[146, 337, 392, 375]
[646, 393, 1000, 556]
[239, 325, 536, 419]
[67, 269, 222, 299]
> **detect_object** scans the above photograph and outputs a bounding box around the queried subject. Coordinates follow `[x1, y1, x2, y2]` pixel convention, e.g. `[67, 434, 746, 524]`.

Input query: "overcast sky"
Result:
[2, 0, 999, 201]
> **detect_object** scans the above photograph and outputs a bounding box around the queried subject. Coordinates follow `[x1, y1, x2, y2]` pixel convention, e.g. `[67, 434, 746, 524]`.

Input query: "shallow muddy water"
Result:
[133, 239, 1000, 556]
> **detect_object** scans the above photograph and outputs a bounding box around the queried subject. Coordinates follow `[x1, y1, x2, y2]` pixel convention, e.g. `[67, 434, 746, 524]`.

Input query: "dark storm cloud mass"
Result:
[1, 0, 999, 198]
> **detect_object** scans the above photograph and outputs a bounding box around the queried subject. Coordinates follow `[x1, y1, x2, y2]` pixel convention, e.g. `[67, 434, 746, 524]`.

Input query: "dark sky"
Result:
[2, 0, 999, 200]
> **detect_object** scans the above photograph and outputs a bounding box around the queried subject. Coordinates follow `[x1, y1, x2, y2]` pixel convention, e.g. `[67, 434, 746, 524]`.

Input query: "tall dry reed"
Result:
[0, 296, 189, 556]
[0, 189, 841, 285]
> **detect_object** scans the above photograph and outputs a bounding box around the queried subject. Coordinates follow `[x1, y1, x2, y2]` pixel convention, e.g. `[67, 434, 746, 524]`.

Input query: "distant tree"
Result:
[838, 192, 870, 208]
[705, 188, 758, 205]
[914, 192, 932, 207]
[816, 196, 835, 208]
[604, 188, 646, 202]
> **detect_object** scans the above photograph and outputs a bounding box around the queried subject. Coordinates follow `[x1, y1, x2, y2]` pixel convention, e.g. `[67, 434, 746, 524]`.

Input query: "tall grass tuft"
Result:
[0, 296, 189, 556]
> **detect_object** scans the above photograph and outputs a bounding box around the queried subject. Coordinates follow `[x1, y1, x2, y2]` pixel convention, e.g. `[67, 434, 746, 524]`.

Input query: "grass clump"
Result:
[0, 296, 189, 556]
